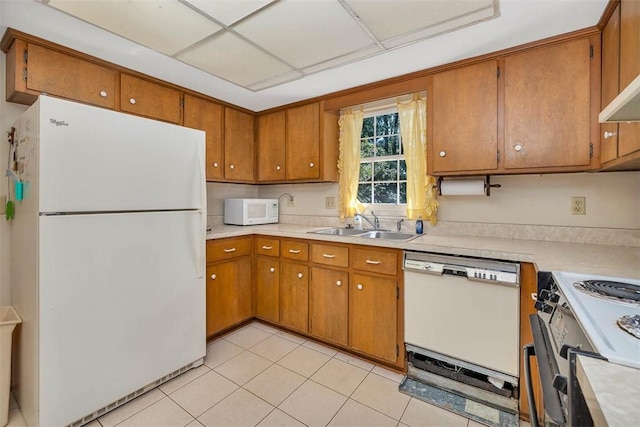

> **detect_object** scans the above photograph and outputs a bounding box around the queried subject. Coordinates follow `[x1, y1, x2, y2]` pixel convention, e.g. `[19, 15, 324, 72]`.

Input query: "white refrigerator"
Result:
[9, 96, 206, 427]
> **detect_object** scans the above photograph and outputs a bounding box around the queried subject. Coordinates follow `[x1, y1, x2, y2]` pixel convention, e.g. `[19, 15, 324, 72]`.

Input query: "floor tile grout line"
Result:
[396, 395, 412, 426]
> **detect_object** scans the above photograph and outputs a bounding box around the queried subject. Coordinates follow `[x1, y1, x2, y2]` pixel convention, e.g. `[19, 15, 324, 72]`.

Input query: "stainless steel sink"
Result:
[357, 230, 419, 241]
[308, 228, 368, 236]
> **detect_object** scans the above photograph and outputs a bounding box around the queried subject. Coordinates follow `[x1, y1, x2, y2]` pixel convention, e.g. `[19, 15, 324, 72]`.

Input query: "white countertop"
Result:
[206, 223, 640, 280]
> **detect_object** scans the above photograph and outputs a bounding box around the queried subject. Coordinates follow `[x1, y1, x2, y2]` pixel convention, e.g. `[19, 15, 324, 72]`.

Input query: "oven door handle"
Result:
[523, 343, 541, 427]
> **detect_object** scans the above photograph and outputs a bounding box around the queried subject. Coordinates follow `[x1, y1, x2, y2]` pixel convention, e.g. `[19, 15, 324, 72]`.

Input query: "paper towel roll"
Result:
[440, 179, 486, 196]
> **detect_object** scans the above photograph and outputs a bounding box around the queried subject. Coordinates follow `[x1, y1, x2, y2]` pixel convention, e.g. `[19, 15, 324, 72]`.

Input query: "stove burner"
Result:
[574, 280, 640, 305]
[617, 315, 640, 339]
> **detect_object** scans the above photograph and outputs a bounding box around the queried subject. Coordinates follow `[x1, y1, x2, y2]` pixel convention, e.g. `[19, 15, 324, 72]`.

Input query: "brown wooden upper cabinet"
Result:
[257, 102, 339, 183]
[503, 37, 595, 170]
[428, 59, 499, 174]
[120, 74, 182, 124]
[224, 107, 255, 183]
[600, 0, 640, 170]
[4, 39, 116, 108]
[184, 94, 224, 181]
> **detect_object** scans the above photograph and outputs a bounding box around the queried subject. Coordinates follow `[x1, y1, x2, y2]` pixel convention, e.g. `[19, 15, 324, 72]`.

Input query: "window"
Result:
[357, 110, 406, 204]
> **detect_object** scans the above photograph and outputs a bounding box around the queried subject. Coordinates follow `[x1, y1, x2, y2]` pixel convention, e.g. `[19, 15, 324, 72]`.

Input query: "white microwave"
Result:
[224, 198, 279, 225]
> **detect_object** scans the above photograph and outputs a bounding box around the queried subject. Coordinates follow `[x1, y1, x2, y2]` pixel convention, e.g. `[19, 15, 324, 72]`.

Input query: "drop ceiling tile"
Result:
[47, 0, 222, 56]
[344, 0, 495, 42]
[183, 0, 277, 26]
[234, 0, 374, 69]
[302, 44, 382, 75]
[247, 70, 304, 91]
[176, 32, 293, 87]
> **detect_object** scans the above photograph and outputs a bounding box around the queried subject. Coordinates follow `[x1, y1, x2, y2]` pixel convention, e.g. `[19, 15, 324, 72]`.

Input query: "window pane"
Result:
[399, 159, 407, 180]
[374, 160, 398, 181]
[361, 138, 374, 157]
[375, 136, 399, 156]
[358, 183, 372, 203]
[359, 162, 372, 182]
[361, 117, 374, 138]
[400, 182, 407, 204]
[376, 113, 399, 136]
[374, 183, 397, 204]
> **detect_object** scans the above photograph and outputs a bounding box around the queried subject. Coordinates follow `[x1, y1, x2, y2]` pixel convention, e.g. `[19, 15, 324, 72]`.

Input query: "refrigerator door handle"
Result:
[197, 210, 205, 279]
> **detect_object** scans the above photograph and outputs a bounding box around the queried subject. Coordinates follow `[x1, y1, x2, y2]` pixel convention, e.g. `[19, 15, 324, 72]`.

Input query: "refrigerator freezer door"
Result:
[35, 96, 205, 213]
[38, 211, 205, 426]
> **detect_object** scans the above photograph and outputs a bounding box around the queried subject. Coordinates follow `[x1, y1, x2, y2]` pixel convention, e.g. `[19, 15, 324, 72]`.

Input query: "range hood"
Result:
[599, 74, 640, 122]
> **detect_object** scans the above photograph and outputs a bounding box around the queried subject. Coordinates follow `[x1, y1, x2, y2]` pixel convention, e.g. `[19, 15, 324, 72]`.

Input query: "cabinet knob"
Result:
[309, 162, 314, 168]
[514, 144, 523, 152]
[129, 98, 136, 105]
[297, 273, 303, 279]
[336, 280, 342, 286]
[230, 164, 235, 170]
[270, 267, 275, 273]
[604, 131, 616, 139]
[99, 90, 107, 98]
[357, 284, 363, 290]
[210, 274, 217, 280]
[213, 162, 219, 168]
[439, 151, 446, 157]
[276, 165, 281, 171]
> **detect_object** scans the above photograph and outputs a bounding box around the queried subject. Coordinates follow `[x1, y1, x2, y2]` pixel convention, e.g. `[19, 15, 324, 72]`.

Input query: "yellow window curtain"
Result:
[397, 95, 439, 224]
[338, 108, 365, 220]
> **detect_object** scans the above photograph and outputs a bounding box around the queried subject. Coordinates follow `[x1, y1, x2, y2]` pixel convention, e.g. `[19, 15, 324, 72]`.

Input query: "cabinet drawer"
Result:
[352, 248, 398, 276]
[282, 240, 309, 261]
[206, 237, 252, 262]
[256, 237, 280, 257]
[311, 243, 349, 267]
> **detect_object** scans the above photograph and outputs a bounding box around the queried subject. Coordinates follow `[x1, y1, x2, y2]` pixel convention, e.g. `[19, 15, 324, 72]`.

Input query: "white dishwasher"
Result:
[404, 251, 520, 381]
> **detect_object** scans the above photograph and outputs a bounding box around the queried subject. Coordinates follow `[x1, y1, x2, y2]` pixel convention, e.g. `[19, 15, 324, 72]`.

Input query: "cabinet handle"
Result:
[276, 165, 281, 171]
[99, 90, 107, 98]
[129, 98, 136, 105]
[514, 144, 523, 152]
[604, 131, 616, 139]
[365, 259, 381, 265]
[322, 254, 336, 258]
[288, 249, 301, 254]
[223, 248, 236, 253]
[270, 267, 275, 273]
[230, 164, 235, 170]
[262, 245, 273, 250]
[336, 280, 342, 287]
[210, 274, 217, 280]
[213, 162, 219, 168]
[439, 151, 446, 157]
[297, 272, 303, 279]
[357, 284, 363, 290]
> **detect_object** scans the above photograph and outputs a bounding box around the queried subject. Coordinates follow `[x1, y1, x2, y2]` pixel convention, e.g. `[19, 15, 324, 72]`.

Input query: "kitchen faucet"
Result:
[358, 212, 380, 230]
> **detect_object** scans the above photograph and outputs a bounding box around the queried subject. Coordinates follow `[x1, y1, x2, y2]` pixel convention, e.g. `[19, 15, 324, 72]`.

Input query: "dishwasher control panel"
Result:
[404, 252, 519, 285]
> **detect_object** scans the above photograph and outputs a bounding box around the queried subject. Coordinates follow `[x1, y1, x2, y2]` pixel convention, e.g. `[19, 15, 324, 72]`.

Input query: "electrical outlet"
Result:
[287, 197, 294, 208]
[325, 196, 336, 209]
[571, 196, 586, 215]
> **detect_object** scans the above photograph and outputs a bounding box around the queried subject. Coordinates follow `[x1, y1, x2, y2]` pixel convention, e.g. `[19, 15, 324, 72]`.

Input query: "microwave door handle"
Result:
[523, 343, 541, 427]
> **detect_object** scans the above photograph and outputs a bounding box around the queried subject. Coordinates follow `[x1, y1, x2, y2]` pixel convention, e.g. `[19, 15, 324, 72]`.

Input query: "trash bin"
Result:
[0, 307, 21, 427]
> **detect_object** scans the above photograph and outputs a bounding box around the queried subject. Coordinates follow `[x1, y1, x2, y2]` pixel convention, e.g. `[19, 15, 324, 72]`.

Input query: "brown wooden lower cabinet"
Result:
[255, 256, 280, 323]
[350, 273, 398, 364]
[206, 256, 252, 337]
[280, 261, 309, 333]
[309, 266, 348, 347]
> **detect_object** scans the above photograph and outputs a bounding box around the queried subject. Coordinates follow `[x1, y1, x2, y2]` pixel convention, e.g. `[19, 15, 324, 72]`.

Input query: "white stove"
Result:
[552, 271, 640, 370]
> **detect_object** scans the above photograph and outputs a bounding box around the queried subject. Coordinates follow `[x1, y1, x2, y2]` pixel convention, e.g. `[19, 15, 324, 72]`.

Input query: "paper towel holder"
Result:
[436, 176, 501, 197]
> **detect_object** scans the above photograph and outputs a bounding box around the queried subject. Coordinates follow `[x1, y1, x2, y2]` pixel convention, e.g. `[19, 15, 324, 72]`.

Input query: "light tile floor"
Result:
[6, 322, 532, 427]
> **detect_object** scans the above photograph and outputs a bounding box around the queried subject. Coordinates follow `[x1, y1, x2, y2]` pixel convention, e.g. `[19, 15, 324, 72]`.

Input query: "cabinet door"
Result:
[600, 4, 620, 164]
[618, 0, 640, 158]
[280, 261, 309, 333]
[224, 107, 255, 182]
[120, 74, 182, 124]
[286, 103, 320, 180]
[184, 94, 224, 180]
[27, 43, 116, 109]
[258, 111, 286, 182]
[504, 38, 592, 169]
[255, 257, 280, 323]
[350, 274, 397, 363]
[206, 257, 252, 336]
[430, 60, 498, 173]
[310, 267, 348, 346]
